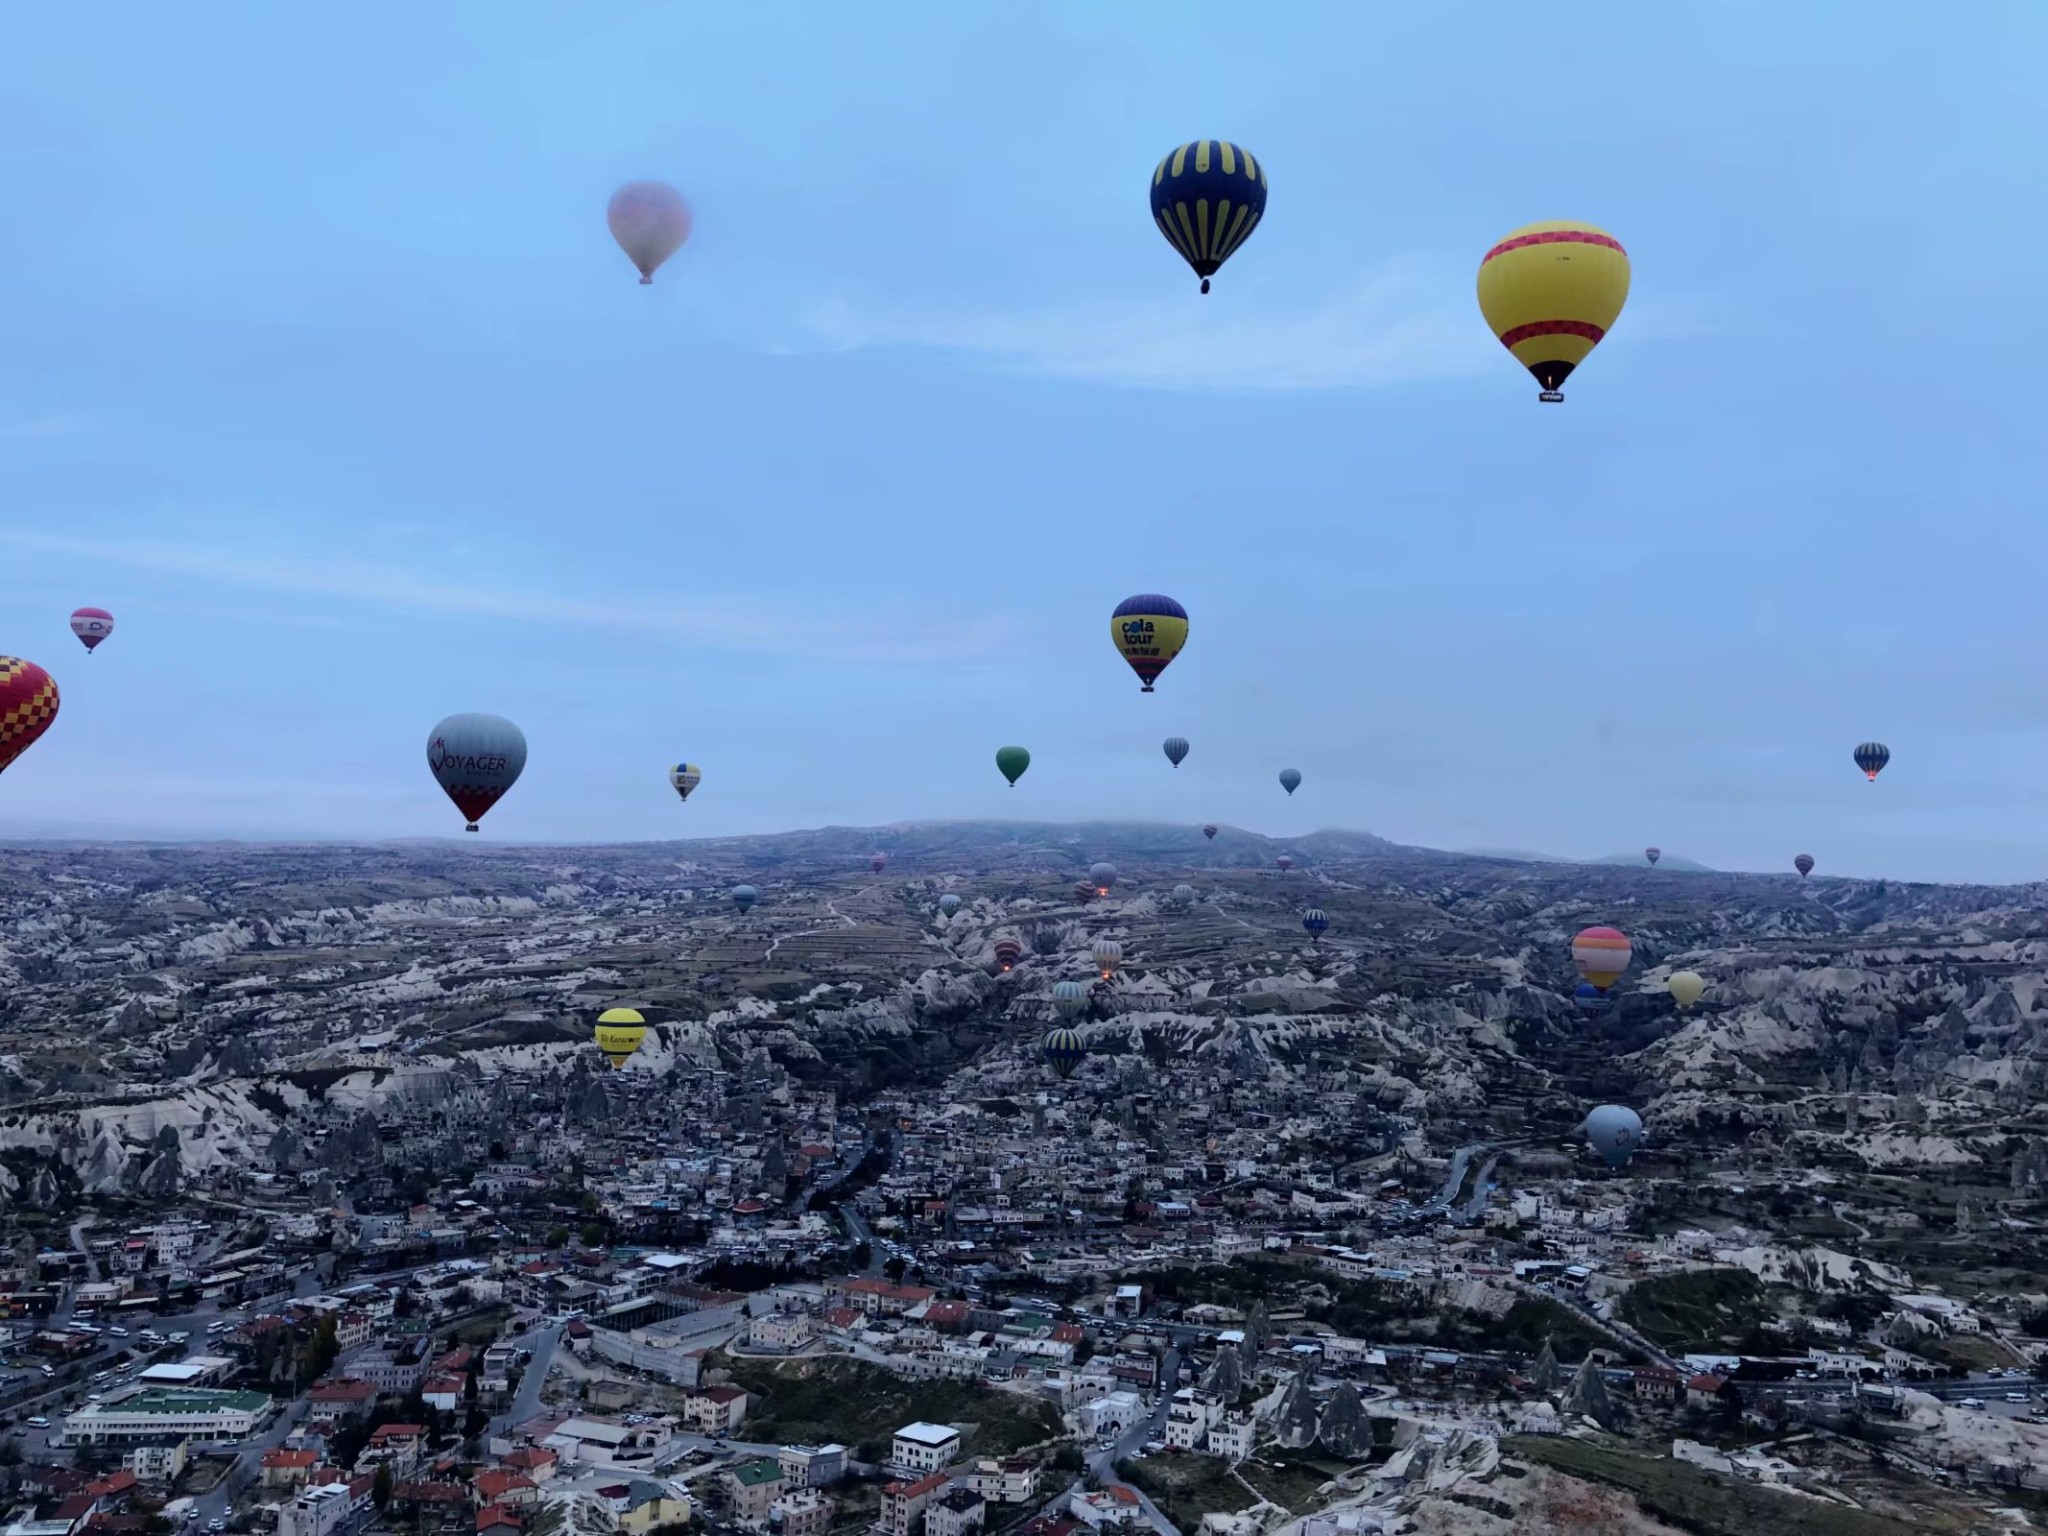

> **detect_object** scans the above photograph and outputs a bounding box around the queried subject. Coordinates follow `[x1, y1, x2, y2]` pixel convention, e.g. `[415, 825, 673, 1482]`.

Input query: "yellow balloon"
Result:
[594, 1005, 649, 1070]
[1666, 971, 1705, 1011]
[1477, 220, 1631, 401]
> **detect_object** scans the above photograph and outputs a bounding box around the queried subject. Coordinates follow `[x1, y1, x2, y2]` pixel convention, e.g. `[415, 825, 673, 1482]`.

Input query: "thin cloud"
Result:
[0, 412, 96, 440]
[0, 530, 1013, 665]
[783, 258, 1714, 393]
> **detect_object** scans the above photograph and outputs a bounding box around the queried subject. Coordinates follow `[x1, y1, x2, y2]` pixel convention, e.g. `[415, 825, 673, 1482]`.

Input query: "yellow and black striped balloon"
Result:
[1150, 140, 1268, 294]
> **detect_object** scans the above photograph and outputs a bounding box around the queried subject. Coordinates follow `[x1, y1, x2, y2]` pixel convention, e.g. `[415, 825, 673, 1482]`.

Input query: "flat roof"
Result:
[894, 1422, 960, 1446]
[70, 1387, 271, 1417]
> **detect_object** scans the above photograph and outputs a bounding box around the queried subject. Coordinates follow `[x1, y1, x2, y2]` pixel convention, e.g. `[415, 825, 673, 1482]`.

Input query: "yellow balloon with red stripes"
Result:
[1476, 220, 1630, 402]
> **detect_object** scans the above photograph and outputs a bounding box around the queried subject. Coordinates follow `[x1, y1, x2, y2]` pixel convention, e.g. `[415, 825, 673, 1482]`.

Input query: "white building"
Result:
[1163, 1388, 1223, 1452]
[63, 1388, 273, 1446]
[778, 1444, 846, 1488]
[889, 1421, 962, 1475]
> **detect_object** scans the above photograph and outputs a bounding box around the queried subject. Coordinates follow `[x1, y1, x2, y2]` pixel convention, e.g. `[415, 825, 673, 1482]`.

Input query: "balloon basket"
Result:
[1538, 390, 1564, 404]
[465, 823, 479, 833]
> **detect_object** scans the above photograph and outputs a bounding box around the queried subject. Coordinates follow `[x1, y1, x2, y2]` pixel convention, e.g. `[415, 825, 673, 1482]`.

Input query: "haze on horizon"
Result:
[2, 2, 2044, 884]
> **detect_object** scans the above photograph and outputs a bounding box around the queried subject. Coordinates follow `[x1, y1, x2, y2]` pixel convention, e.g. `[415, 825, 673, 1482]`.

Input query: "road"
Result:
[840, 1206, 888, 1279]
[1082, 1346, 1182, 1536]
[486, 1323, 564, 1436]
[69, 1224, 102, 1283]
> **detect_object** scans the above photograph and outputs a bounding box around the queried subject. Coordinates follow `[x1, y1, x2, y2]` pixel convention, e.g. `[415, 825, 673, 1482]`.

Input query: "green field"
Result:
[1619, 1269, 1770, 1351]
[719, 1353, 1062, 1464]
[1117, 1455, 1253, 1530]
[1507, 1436, 1936, 1536]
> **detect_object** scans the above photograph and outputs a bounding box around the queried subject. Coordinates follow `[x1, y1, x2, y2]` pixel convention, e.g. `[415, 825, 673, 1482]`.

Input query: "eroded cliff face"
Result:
[2, 832, 2045, 1197]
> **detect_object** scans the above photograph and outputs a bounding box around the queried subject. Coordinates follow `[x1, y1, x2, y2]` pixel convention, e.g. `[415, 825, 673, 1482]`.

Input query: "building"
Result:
[61, 1388, 273, 1446]
[359, 1424, 429, 1475]
[680, 1385, 748, 1436]
[968, 1459, 1038, 1505]
[722, 1458, 784, 1527]
[1163, 1389, 1223, 1452]
[276, 1477, 374, 1536]
[890, 1422, 961, 1476]
[747, 1311, 814, 1352]
[121, 1441, 190, 1483]
[616, 1480, 690, 1534]
[878, 1473, 947, 1536]
[926, 1486, 987, 1536]
[777, 1444, 846, 1489]
[262, 1448, 320, 1490]
[769, 1487, 831, 1536]
[307, 1379, 376, 1424]
[1632, 1367, 1678, 1404]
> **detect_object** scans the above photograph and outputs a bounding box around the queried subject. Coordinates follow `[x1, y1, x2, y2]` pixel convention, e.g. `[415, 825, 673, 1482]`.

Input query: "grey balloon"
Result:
[1278, 768, 1302, 795]
[1051, 980, 1088, 1019]
[1584, 1104, 1644, 1168]
[730, 884, 759, 913]
[426, 713, 527, 832]
[1089, 861, 1118, 891]
[1170, 883, 1196, 906]
[938, 894, 962, 916]
[1162, 736, 1189, 767]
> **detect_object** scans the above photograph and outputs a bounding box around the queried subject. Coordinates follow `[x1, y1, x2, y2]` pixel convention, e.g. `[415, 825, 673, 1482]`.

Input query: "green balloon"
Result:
[995, 745, 1031, 786]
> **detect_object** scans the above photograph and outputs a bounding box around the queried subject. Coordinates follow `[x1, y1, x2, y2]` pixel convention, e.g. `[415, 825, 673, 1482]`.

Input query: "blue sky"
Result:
[3, 1, 2046, 881]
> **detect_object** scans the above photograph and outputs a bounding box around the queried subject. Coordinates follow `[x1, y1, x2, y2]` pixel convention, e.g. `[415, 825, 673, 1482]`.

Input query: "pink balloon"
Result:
[607, 180, 693, 284]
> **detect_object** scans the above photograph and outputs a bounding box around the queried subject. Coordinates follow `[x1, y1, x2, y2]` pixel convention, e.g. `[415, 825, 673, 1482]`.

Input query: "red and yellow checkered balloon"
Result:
[0, 658, 60, 776]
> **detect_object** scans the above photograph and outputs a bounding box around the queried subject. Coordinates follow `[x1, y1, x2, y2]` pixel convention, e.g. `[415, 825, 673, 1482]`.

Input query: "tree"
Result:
[372, 1463, 392, 1512]
[883, 1256, 907, 1285]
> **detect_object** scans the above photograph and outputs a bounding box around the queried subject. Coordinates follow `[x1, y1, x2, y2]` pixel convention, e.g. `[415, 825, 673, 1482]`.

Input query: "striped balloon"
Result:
[1051, 980, 1088, 1019]
[1477, 221, 1631, 402]
[1302, 908, 1329, 938]
[1854, 742, 1890, 781]
[1043, 1026, 1085, 1079]
[1092, 939, 1123, 978]
[993, 938, 1023, 972]
[1162, 736, 1189, 767]
[1571, 925, 1633, 990]
[1149, 140, 1268, 294]
[69, 608, 114, 653]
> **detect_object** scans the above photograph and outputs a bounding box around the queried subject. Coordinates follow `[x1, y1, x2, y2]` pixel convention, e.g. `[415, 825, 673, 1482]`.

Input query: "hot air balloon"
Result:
[1150, 140, 1267, 294]
[938, 894, 962, 917]
[993, 937, 1023, 973]
[594, 1007, 649, 1070]
[1044, 1026, 1086, 1079]
[1089, 861, 1118, 896]
[1162, 737, 1189, 768]
[1302, 908, 1329, 940]
[1278, 769, 1301, 796]
[1572, 925, 1633, 991]
[871, 854, 888, 874]
[1585, 1104, 1644, 1167]
[1276, 855, 1294, 873]
[1795, 853, 1815, 878]
[1573, 982, 1611, 1014]
[607, 180, 692, 284]
[69, 608, 114, 654]
[996, 746, 1031, 787]
[426, 713, 526, 832]
[731, 884, 759, 914]
[1644, 846, 1661, 866]
[1477, 220, 1631, 402]
[1170, 883, 1195, 906]
[1111, 595, 1188, 692]
[1052, 979, 1088, 1020]
[1092, 939, 1123, 979]
[1202, 824, 1218, 840]
[0, 659, 59, 778]
[1854, 742, 1890, 782]
[1667, 971, 1705, 1011]
[1072, 880, 1096, 903]
[669, 762, 702, 803]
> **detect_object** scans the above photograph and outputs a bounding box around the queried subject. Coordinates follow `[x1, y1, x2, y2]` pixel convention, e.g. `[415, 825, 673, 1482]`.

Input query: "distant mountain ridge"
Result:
[1460, 846, 1718, 873]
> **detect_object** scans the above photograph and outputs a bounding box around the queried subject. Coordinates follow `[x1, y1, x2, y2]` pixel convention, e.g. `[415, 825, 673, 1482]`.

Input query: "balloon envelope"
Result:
[1644, 846, 1661, 865]
[1092, 939, 1123, 977]
[1279, 768, 1302, 795]
[1572, 925, 1632, 990]
[1795, 853, 1815, 877]
[1585, 1104, 1644, 1167]
[1477, 220, 1631, 401]
[993, 938, 1023, 972]
[1051, 980, 1088, 1019]
[608, 180, 692, 283]
[0, 659, 59, 777]
[669, 762, 702, 802]
[1573, 982, 1611, 1014]
[1162, 736, 1189, 767]
[594, 1006, 649, 1070]
[1171, 883, 1195, 906]
[1667, 970, 1705, 1010]
[1044, 1026, 1086, 1078]
[996, 746, 1031, 786]
[1150, 140, 1268, 293]
[938, 894, 962, 916]
[1276, 855, 1294, 872]
[69, 608, 114, 653]
[1202, 824, 1218, 840]
[427, 713, 526, 832]
[871, 854, 888, 874]
[1854, 742, 1890, 781]
[1302, 908, 1329, 936]
[1111, 595, 1189, 692]
[1089, 861, 1118, 893]
[731, 884, 759, 913]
